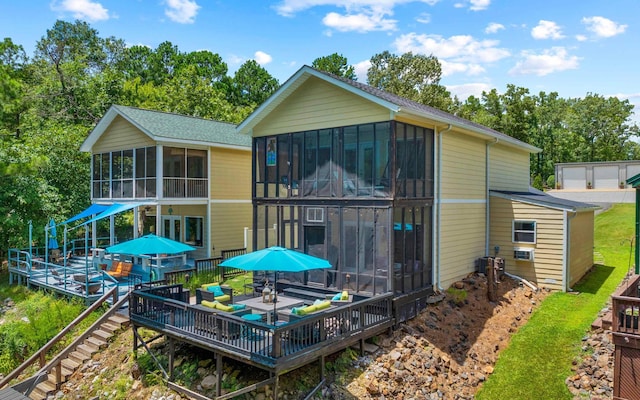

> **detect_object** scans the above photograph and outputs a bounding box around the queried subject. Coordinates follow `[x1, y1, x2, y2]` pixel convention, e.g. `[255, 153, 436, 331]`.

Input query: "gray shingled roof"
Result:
[315, 68, 526, 146]
[491, 189, 600, 211]
[113, 105, 250, 147]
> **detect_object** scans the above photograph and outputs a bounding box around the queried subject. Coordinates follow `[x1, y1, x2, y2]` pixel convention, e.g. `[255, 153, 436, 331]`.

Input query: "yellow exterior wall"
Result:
[253, 77, 390, 137]
[210, 147, 252, 200]
[441, 133, 487, 199]
[568, 211, 594, 287]
[93, 115, 155, 153]
[489, 197, 565, 291]
[439, 203, 487, 288]
[210, 203, 252, 256]
[489, 144, 531, 191]
[438, 132, 487, 288]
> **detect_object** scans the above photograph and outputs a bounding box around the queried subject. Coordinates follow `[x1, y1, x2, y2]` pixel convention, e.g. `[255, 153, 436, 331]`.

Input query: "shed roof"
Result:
[237, 65, 540, 153]
[81, 105, 249, 152]
[491, 188, 600, 212]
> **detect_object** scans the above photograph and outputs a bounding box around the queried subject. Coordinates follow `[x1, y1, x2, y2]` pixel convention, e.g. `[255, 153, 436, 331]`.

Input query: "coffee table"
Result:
[237, 295, 305, 325]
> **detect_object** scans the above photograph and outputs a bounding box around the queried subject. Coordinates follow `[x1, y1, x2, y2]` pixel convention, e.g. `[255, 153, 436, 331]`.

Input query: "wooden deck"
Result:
[611, 275, 640, 400]
[129, 284, 395, 398]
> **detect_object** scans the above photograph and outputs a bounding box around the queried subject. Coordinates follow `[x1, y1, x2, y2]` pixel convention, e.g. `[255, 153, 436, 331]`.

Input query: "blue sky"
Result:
[1, 0, 637, 116]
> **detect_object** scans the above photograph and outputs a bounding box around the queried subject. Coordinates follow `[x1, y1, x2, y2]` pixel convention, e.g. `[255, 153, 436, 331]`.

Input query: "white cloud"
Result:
[440, 60, 485, 76]
[323, 11, 397, 32]
[51, 0, 110, 21]
[447, 82, 492, 100]
[274, 1, 439, 32]
[575, 34, 587, 42]
[394, 33, 510, 65]
[353, 59, 371, 81]
[227, 54, 244, 66]
[254, 51, 273, 65]
[582, 16, 627, 38]
[531, 20, 564, 40]
[164, 0, 200, 24]
[484, 22, 504, 34]
[509, 47, 580, 76]
[469, 0, 490, 11]
[416, 13, 431, 24]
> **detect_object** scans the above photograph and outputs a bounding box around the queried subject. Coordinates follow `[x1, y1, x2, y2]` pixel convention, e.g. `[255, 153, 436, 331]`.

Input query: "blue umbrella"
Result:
[218, 246, 331, 272]
[105, 234, 196, 255]
[48, 218, 59, 250]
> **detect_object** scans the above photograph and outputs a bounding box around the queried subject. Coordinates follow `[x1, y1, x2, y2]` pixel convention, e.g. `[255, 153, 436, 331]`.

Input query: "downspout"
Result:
[435, 124, 452, 291]
[485, 138, 499, 256]
[564, 210, 577, 292]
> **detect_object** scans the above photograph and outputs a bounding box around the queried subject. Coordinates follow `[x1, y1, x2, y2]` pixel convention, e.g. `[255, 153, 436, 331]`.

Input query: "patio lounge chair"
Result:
[107, 261, 133, 279]
[196, 284, 233, 304]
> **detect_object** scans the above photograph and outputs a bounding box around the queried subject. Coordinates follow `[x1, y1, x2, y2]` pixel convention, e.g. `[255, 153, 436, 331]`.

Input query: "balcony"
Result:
[162, 178, 208, 198]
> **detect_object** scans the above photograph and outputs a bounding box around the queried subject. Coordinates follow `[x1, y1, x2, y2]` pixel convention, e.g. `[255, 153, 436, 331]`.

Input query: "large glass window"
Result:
[185, 217, 204, 247]
[254, 121, 431, 199]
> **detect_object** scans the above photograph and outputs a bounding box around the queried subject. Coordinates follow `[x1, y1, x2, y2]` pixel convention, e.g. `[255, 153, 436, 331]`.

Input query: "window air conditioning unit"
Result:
[514, 248, 534, 261]
[306, 207, 324, 223]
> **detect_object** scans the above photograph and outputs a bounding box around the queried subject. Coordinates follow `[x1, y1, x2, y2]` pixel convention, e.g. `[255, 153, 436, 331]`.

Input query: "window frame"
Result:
[184, 216, 204, 248]
[512, 220, 536, 244]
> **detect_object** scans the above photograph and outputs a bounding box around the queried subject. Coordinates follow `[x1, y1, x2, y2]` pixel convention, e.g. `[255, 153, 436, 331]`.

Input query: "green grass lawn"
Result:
[476, 203, 635, 399]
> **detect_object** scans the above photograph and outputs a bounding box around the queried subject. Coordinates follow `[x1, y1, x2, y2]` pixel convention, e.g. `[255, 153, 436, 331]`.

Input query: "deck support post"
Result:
[132, 326, 138, 358]
[273, 373, 279, 400]
[320, 355, 325, 383]
[359, 338, 365, 356]
[216, 352, 222, 398]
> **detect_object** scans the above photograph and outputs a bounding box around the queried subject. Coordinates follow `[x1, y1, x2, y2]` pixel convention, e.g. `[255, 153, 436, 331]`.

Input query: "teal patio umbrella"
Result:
[105, 234, 196, 255]
[218, 246, 331, 273]
[219, 246, 332, 307]
[47, 218, 59, 250]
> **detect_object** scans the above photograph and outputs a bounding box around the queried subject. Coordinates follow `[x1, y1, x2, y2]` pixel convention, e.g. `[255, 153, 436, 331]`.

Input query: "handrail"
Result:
[0, 286, 120, 390]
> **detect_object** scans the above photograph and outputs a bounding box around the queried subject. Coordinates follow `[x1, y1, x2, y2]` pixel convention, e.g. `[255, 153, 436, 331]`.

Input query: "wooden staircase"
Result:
[29, 313, 130, 400]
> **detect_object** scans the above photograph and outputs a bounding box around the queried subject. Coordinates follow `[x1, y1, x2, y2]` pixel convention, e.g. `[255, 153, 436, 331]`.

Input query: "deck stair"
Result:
[28, 313, 130, 400]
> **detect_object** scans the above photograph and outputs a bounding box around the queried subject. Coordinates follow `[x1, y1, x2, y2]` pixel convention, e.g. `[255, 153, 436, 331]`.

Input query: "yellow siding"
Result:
[441, 133, 487, 199]
[211, 203, 252, 255]
[568, 211, 594, 287]
[489, 197, 565, 291]
[489, 145, 530, 191]
[439, 203, 486, 288]
[93, 115, 155, 152]
[253, 77, 390, 137]
[210, 147, 252, 200]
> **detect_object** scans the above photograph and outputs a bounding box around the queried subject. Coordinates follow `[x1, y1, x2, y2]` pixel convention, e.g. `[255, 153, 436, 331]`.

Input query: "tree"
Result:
[229, 60, 279, 107]
[367, 51, 452, 111]
[311, 53, 356, 80]
[0, 38, 28, 137]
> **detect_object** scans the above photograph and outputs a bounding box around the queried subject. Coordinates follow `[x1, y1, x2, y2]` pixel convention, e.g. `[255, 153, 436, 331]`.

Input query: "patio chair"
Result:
[50, 269, 64, 285]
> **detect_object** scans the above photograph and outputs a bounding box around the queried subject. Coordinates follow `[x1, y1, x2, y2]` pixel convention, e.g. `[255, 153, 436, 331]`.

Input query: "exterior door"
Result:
[305, 226, 326, 286]
[161, 216, 181, 241]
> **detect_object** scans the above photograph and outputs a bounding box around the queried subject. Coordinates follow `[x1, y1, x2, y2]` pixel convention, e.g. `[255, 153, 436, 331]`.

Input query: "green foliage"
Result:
[477, 204, 635, 399]
[367, 51, 452, 111]
[532, 174, 543, 190]
[0, 288, 100, 374]
[174, 359, 200, 386]
[136, 352, 167, 387]
[325, 346, 358, 374]
[312, 53, 356, 80]
[445, 287, 467, 305]
[546, 175, 555, 189]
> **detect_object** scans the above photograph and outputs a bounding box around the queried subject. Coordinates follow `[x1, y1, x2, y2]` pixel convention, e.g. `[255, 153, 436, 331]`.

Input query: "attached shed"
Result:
[489, 189, 598, 291]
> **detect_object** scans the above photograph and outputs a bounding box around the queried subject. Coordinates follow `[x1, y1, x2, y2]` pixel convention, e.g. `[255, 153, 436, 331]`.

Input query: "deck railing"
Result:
[612, 275, 640, 336]
[129, 284, 394, 367]
[162, 178, 208, 198]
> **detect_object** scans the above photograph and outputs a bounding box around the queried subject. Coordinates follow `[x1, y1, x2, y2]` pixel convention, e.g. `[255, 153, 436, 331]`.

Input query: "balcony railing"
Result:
[612, 275, 640, 335]
[163, 178, 208, 198]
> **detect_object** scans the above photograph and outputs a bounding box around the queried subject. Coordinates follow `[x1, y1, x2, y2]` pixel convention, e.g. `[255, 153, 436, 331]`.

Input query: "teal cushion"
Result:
[332, 292, 342, 301]
[207, 285, 224, 297]
[231, 304, 246, 311]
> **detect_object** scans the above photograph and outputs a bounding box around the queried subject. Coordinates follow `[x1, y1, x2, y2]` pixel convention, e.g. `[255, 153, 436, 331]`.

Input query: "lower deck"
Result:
[129, 283, 431, 398]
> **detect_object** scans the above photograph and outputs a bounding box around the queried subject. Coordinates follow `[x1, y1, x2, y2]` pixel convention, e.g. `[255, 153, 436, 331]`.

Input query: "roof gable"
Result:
[81, 105, 249, 152]
[237, 65, 540, 153]
[490, 189, 600, 212]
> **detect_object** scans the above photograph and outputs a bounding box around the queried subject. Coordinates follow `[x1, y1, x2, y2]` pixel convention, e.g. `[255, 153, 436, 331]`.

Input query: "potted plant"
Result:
[587, 182, 593, 189]
[556, 183, 561, 190]
[620, 181, 626, 189]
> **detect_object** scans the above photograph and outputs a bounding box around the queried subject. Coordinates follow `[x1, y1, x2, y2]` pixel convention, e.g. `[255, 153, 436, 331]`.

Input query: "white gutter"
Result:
[485, 138, 499, 256]
[435, 124, 453, 291]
